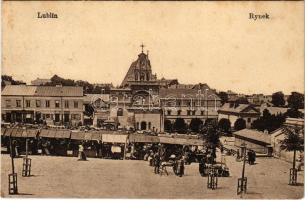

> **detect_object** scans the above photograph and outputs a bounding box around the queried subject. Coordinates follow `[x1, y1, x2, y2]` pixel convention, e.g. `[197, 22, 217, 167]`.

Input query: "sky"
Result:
[2, 1, 304, 95]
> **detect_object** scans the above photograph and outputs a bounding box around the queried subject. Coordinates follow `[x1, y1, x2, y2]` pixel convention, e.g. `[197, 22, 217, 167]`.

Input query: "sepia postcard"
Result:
[1, 1, 304, 199]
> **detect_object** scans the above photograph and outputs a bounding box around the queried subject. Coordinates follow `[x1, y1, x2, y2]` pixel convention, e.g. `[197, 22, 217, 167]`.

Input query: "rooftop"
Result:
[234, 129, 271, 144]
[2, 85, 83, 97]
[218, 103, 260, 114]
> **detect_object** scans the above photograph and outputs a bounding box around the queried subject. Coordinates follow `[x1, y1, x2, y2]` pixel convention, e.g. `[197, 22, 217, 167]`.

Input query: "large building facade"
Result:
[1, 85, 84, 126]
[92, 48, 221, 132]
[2, 47, 222, 133]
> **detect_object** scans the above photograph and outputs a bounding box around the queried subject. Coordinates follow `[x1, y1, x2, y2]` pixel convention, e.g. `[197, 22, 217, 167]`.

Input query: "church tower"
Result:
[121, 44, 157, 88]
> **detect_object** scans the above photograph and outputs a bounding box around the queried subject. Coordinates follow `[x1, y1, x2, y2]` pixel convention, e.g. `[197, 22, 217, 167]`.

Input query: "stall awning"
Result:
[26, 129, 39, 138]
[1, 128, 6, 136]
[184, 139, 205, 146]
[11, 128, 25, 138]
[4, 128, 13, 137]
[102, 134, 127, 143]
[128, 134, 160, 143]
[71, 131, 86, 140]
[55, 130, 71, 139]
[90, 131, 102, 141]
[39, 129, 57, 138]
[159, 137, 188, 145]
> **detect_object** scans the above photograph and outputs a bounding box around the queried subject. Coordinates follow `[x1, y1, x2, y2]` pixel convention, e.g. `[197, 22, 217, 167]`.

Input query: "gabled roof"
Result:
[218, 103, 260, 114]
[234, 129, 271, 144]
[2, 85, 83, 97]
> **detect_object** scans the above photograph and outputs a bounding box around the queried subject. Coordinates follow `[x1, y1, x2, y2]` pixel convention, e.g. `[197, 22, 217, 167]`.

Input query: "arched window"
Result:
[140, 72, 145, 81]
[136, 122, 139, 130]
[135, 72, 139, 81]
[117, 108, 123, 116]
[146, 73, 150, 81]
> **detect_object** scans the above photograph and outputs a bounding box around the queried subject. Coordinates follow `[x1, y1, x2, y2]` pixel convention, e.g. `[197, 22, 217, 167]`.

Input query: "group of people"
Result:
[247, 150, 256, 165]
[148, 151, 185, 177]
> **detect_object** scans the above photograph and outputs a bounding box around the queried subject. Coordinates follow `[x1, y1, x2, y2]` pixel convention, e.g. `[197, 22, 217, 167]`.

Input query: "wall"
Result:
[134, 112, 162, 132]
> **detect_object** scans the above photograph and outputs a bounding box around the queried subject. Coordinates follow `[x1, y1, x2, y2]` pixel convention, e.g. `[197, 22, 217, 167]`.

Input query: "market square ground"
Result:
[1, 153, 303, 198]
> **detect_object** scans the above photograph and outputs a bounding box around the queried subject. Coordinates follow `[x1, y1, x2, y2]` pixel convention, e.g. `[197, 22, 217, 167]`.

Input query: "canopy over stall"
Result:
[84, 131, 102, 141]
[1, 128, 7, 136]
[102, 133, 128, 143]
[39, 129, 57, 138]
[70, 131, 86, 140]
[26, 129, 39, 138]
[4, 128, 14, 137]
[128, 134, 160, 143]
[10, 128, 25, 138]
[183, 138, 205, 146]
[55, 130, 71, 139]
[159, 136, 188, 145]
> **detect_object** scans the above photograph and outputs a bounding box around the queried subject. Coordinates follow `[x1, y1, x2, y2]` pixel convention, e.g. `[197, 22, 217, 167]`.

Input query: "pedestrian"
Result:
[154, 153, 160, 174]
[252, 150, 256, 165]
[179, 158, 185, 177]
[78, 142, 87, 161]
[236, 149, 240, 161]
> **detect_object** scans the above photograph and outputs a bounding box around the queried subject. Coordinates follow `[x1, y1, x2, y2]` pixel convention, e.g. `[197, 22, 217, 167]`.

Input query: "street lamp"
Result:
[237, 142, 248, 196]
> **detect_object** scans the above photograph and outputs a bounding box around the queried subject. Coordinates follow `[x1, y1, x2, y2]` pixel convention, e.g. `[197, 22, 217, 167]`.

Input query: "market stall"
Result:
[102, 133, 128, 159]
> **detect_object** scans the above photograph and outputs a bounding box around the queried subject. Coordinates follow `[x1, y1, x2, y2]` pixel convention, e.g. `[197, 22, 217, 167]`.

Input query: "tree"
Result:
[218, 118, 231, 133]
[189, 118, 203, 133]
[173, 118, 187, 133]
[1, 75, 25, 87]
[217, 91, 228, 105]
[164, 120, 173, 133]
[271, 91, 285, 107]
[201, 123, 221, 162]
[285, 108, 303, 119]
[280, 127, 304, 175]
[252, 109, 286, 132]
[287, 92, 304, 109]
[234, 118, 246, 131]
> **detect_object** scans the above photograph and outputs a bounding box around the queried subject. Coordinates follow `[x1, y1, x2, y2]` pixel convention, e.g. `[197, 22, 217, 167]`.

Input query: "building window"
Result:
[46, 114, 51, 119]
[55, 100, 60, 108]
[167, 110, 172, 115]
[71, 114, 81, 120]
[247, 118, 251, 123]
[187, 110, 191, 115]
[36, 100, 41, 107]
[148, 122, 151, 130]
[192, 110, 196, 115]
[136, 122, 140, 129]
[117, 108, 123, 116]
[201, 111, 204, 115]
[6, 100, 11, 108]
[16, 100, 21, 108]
[46, 100, 50, 108]
[74, 101, 78, 108]
[65, 100, 69, 108]
[177, 110, 181, 115]
[26, 100, 31, 107]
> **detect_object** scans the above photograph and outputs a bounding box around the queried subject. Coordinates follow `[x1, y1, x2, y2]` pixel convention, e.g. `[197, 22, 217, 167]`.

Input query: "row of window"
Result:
[5, 99, 80, 109]
[167, 110, 207, 116]
[43, 113, 81, 121]
[162, 100, 218, 107]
